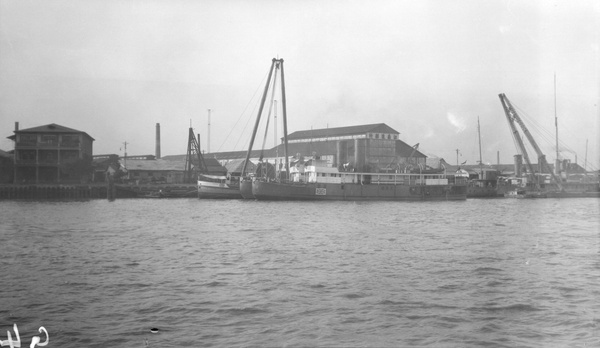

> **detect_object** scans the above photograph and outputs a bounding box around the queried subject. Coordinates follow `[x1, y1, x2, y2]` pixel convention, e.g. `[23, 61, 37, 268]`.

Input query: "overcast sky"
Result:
[1, 0, 598, 169]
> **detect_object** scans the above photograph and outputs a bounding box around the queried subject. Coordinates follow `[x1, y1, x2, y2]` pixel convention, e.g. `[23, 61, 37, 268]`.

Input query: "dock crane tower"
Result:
[498, 93, 563, 191]
[184, 127, 208, 184]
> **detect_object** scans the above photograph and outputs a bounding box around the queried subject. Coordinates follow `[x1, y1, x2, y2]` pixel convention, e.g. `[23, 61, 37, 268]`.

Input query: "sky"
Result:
[1, 0, 598, 170]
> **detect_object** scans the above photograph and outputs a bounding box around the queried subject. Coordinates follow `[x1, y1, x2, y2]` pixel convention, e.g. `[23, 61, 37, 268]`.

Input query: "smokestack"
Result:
[514, 154, 522, 177]
[155, 123, 161, 159]
[207, 109, 211, 153]
[15, 122, 19, 131]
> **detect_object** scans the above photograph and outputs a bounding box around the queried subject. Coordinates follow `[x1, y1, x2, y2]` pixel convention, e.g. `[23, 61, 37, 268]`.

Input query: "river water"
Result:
[0, 198, 598, 347]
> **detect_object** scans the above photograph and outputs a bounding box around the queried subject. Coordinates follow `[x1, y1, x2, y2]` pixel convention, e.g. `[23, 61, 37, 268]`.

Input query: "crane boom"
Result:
[498, 93, 563, 191]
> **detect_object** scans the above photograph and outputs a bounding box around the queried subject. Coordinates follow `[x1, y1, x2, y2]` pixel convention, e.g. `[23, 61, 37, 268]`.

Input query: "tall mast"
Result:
[280, 59, 290, 176]
[274, 100, 278, 148]
[554, 74, 559, 175]
[207, 109, 211, 154]
[477, 116, 483, 177]
[241, 59, 277, 176]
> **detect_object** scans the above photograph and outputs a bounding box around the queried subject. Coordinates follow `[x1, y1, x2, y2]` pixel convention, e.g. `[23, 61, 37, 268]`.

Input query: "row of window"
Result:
[16, 150, 80, 161]
[17, 134, 81, 146]
[368, 133, 398, 140]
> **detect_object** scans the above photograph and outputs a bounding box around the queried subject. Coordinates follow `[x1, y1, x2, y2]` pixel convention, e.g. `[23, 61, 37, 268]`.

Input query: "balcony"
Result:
[39, 158, 59, 165]
[60, 141, 80, 148]
[15, 158, 37, 165]
[37, 141, 59, 148]
[16, 141, 37, 148]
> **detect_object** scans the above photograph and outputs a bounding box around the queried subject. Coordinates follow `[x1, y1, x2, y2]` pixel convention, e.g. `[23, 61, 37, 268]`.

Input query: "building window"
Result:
[375, 134, 379, 139]
[41, 135, 58, 145]
[18, 134, 37, 145]
[61, 135, 80, 147]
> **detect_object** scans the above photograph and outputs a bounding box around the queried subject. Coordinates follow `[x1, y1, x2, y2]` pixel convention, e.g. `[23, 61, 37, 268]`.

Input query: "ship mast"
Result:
[554, 74, 560, 176]
[477, 116, 483, 178]
[241, 58, 289, 178]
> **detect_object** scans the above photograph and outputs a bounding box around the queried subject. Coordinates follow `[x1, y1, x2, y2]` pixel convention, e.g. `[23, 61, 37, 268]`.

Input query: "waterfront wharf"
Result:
[0, 183, 197, 200]
[0, 184, 108, 199]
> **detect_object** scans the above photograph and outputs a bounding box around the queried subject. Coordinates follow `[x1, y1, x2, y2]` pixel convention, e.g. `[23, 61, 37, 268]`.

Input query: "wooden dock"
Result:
[0, 184, 197, 199]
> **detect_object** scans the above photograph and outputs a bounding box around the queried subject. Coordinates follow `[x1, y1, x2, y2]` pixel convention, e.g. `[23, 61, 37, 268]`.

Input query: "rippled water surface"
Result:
[1, 198, 599, 347]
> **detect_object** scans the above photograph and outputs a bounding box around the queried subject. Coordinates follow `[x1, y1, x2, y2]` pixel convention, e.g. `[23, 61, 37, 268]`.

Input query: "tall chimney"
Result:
[514, 154, 522, 177]
[15, 122, 19, 131]
[155, 123, 161, 159]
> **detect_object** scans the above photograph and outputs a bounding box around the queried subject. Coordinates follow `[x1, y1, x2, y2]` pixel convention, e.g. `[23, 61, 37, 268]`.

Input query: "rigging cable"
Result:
[259, 64, 280, 161]
[216, 67, 271, 153]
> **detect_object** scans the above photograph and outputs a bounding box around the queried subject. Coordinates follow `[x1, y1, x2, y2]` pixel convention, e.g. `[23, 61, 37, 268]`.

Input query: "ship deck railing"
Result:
[282, 171, 467, 186]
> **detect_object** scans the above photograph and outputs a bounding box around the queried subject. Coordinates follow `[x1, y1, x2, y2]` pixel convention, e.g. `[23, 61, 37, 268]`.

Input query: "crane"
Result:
[498, 93, 563, 191]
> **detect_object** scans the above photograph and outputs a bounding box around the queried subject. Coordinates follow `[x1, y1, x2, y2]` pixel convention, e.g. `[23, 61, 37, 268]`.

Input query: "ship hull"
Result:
[239, 179, 255, 199]
[252, 180, 467, 201]
[546, 190, 600, 198]
[197, 181, 241, 199]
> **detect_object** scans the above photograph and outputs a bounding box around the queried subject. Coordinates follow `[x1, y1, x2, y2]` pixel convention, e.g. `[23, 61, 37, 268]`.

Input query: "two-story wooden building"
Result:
[7, 123, 94, 184]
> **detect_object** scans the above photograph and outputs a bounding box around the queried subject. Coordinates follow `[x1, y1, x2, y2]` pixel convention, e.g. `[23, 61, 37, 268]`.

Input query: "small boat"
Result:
[197, 174, 242, 199]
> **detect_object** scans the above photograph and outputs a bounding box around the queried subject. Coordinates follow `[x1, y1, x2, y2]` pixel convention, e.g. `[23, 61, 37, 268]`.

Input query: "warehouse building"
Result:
[208, 123, 428, 173]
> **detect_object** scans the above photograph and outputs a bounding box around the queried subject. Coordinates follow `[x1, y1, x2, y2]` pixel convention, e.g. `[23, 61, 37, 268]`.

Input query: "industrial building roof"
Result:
[224, 159, 257, 174]
[7, 123, 95, 140]
[286, 123, 399, 141]
[124, 157, 226, 174]
[125, 159, 186, 171]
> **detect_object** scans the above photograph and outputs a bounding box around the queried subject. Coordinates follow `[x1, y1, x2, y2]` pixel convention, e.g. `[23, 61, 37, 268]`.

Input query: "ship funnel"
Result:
[514, 154, 522, 177]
